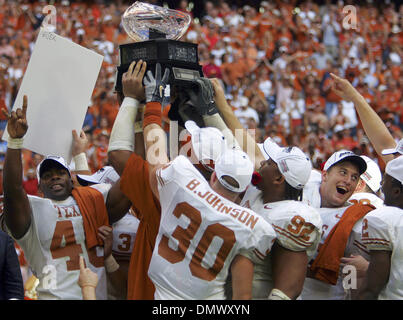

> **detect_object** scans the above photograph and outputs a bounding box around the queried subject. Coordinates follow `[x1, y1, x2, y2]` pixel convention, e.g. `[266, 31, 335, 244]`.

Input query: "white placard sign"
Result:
[2, 28, 104, 163]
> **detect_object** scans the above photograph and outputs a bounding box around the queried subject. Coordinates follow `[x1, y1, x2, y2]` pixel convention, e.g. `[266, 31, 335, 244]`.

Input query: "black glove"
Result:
[186, 78, 219, 116]
[143, 63, 170, 104]
[168, 91, 204, 128]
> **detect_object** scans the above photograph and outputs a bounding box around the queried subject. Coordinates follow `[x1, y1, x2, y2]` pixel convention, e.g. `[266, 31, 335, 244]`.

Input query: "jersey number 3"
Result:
[158, 202, 236, 281]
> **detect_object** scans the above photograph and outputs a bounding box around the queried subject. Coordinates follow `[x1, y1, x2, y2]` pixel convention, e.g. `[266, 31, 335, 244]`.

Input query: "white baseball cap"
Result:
[360, 156, 382, 193]
[258, 138, 312, 190]
[215, 148, 254, 193]
[37, 155, 71, 181]
[385, 156, 403, 185]
[184, 121, 226, 170]
[76, 166, 119, 186]
[323, 150, 367, 175]
[381, 139, 403, 156]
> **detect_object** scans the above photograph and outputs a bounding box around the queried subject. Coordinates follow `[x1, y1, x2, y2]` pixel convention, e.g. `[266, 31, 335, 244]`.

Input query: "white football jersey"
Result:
[362, 206, 403, 300]
[348, 192, 384, 209]
[148, 156, 277, 300]
[5, 184, 111, 300]
[240, 184, 264, 212]
[111, 210, 139, 261]
[301, 205, 373, 300]
[242, 200, 322, 299]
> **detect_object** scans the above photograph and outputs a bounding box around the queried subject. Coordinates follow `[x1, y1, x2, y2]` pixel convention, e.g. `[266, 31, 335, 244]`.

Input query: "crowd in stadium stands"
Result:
[0, 0, 402, 196]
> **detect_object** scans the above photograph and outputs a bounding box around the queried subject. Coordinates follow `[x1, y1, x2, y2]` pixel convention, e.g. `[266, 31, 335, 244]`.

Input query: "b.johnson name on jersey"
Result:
[53, 204, 81, 219]
[186, 179, 259, 230]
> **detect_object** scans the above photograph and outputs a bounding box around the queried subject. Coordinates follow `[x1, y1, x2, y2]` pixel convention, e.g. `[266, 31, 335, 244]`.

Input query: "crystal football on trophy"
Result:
[115, 1, 204, 93]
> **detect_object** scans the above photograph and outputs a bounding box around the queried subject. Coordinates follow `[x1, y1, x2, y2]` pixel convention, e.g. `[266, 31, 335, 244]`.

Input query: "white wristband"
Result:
[108, 97, 139, 153]
[121, 97, 139, 109]
[104, 255, 119, 273]
[7, 137, 24, 149]
[73, 152, 89, 171]
[268, 288, 291, 300]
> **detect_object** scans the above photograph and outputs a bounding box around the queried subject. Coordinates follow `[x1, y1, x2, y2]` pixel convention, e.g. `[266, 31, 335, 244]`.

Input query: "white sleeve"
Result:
[362, 214, 393, 251]
[270, 209, 322, 255]
[155, 155, 199, 187]
[238, 248, 264, 265]
[90, 183, 112, 203]
[239, 218, 277, 265]
[6, 196, 41, 260]
[155, 160, 178, 187]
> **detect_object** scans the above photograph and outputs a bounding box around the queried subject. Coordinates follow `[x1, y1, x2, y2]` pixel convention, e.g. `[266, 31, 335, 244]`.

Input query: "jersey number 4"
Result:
[50, 220, 103, 271]
[158, 202, 236, 281]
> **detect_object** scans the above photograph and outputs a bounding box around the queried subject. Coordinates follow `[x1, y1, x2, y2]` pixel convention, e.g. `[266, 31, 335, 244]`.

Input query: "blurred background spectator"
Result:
[0, 0, 401, 176]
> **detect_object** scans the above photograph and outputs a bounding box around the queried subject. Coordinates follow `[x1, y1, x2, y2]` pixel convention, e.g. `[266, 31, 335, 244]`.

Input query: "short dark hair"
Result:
[285, 181, 303, 201]
[391, 176, 403, 191]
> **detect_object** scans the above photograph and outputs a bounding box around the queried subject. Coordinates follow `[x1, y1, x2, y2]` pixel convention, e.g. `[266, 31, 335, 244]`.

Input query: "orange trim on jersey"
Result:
[273, 224, 313, 247]
[362, 237, 390, 244]
[362, 238, 391, 247]
[361, 240, 390, 248]
[253, 249, 266, 261]
[353, 240, 369, 255]
[272, 225, 312, 248]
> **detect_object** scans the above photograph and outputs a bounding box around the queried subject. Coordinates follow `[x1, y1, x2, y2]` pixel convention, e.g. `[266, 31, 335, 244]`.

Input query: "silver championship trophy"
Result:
[115, 1, 204, 93]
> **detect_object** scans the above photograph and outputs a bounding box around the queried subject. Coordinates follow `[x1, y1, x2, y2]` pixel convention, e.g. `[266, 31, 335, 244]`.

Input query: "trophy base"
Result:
[115, 39, 204, 93]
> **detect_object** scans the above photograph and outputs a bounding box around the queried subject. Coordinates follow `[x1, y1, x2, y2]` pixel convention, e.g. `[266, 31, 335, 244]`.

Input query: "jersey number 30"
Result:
[158, 202, 236, 281]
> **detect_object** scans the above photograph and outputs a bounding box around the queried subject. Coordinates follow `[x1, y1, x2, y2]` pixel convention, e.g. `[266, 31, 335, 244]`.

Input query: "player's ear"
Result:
[274, 173, 285, 185]
[321, 170, 328, 182]
[355, 179, 366, 192]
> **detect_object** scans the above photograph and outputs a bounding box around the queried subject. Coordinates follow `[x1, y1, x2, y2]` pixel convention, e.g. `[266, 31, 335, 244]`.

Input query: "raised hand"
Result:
[143, 63, 170, 104]
[330, 73, 361, 103]
[210, 78, 229, 113]
[3, 95, 28, 139]
[122, 60, 147, 101]
[72, 129, 88, 157]
[78, 256, 98, 289]
[187, 77, 218, 116]
[97, 225, 113, 258]
[340, 254, 369, 279]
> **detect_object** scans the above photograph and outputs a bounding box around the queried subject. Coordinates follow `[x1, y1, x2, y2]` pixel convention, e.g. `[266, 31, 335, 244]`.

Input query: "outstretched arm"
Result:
[210, 79, 264, 170]
[330, 73, 396, 164]
[2, 95, 32, 239]
[142, 63, 170, 200]
[108, 60, 147, 175]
